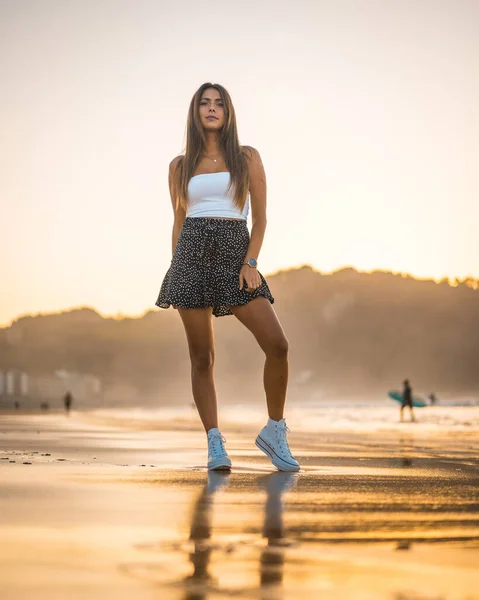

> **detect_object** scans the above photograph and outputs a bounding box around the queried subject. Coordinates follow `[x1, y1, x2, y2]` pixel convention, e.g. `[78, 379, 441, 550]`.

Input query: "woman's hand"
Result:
[239, 265, 261, 292]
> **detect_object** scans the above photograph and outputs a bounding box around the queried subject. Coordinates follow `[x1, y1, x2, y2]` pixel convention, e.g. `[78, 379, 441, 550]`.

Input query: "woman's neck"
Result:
[203, 131, 221, 156]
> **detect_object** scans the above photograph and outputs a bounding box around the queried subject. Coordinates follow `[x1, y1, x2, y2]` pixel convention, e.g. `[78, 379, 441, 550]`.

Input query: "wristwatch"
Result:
[244, 257, 258, 268]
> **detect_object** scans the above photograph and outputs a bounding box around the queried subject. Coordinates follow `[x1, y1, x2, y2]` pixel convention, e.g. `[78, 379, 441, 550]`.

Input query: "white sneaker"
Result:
[207, 428, 232, 471]
[255, 418, 300, 472]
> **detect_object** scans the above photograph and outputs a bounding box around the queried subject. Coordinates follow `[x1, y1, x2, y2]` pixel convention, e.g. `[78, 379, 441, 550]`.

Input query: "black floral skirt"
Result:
[155, 217, 274, 317]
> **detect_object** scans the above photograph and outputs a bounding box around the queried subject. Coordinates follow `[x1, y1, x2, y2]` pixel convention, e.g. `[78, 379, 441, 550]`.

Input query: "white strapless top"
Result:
[186, 172, 249, 220]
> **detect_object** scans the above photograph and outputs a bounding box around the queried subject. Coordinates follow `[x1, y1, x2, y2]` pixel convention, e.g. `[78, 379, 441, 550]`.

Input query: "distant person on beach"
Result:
[154, 82, 299, 473]
[63, 391, 73, 414]
[401, 379, 416, 422]
[429, 392, 437, 405]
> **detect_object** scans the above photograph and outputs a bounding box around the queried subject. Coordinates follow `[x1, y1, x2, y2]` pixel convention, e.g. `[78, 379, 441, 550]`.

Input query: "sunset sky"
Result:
[1, 0, 478, 326]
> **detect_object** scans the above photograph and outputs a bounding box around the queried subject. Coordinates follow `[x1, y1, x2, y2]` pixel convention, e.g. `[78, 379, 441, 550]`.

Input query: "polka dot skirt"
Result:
[155, 217, 274, 317]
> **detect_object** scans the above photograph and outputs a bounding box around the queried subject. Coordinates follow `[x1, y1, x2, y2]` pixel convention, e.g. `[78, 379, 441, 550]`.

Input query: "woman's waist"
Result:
[183, 216, 248, 229]
[186, 197, 248, 218]
[186, 207, 247, 219]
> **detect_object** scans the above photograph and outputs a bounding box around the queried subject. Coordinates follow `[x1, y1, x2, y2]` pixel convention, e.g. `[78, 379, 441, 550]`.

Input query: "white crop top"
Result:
[186, 172, 249, 220]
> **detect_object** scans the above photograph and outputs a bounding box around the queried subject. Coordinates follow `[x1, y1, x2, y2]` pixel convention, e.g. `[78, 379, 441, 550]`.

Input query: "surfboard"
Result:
[388, 390, 427, 408]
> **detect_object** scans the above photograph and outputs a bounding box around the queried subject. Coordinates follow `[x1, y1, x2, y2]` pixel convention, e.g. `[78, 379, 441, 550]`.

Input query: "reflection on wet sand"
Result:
[182, 471, 297, 599]
[398, 436, 414, 468]
[183, 472, 229, 595]
[258, 473, 297, 591]
[1, 415, 478, 600]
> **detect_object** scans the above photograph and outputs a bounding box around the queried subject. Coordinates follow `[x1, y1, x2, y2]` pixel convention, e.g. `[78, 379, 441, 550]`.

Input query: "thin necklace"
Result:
[203, 153, 221, 164]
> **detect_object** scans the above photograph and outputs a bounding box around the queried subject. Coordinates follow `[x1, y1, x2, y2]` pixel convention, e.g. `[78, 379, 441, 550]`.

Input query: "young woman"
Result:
[156, 82, 299, 472]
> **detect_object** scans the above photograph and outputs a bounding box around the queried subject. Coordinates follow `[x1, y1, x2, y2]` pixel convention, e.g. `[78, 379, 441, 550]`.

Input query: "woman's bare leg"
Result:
[229, 297, 289, 421]
[178, 307, 218, 432]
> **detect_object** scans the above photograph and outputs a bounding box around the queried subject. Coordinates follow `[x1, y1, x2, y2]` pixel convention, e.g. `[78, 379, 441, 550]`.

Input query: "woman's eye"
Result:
[200, 100, 223, 107]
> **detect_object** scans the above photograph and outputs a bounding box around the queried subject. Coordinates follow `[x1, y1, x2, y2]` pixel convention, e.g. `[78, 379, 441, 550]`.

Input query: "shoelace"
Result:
[208, 433, 227, 458]
[275, 422, 293, 457]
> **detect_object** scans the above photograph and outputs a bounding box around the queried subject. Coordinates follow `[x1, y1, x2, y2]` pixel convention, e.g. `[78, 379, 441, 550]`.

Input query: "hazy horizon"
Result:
[2, 0, 478, 326]
[3, 263, 478, 328]
[2, 266, 478, 404]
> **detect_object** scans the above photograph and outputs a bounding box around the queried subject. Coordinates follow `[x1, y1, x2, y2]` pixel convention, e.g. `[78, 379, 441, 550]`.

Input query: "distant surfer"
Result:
[401, 379, 416, 423]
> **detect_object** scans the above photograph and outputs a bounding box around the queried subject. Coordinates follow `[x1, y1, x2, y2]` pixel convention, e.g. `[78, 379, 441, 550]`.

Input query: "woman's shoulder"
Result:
[169, 155, 184, 173]
[241, 146, 264, 176]
[241, 145, 261, 161]
[241, 146, 264, 173]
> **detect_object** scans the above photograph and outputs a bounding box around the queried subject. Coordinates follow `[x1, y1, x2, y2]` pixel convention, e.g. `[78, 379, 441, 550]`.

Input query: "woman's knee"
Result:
[190, 349, 215, 371]
[266, 335, 289, 359]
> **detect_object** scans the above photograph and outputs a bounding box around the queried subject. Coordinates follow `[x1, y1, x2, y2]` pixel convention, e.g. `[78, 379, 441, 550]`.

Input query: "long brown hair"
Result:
[172, 82, 250, 212]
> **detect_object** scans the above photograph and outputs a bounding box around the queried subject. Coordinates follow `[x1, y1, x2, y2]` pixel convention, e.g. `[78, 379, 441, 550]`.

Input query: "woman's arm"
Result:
[244, 147, 267, 261]
[239, 147, 267, 291]
[169, 156, 186, 255]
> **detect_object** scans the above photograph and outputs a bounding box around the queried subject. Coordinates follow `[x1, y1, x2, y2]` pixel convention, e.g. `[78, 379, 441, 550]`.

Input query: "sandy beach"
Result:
[0, 409, 478, 600]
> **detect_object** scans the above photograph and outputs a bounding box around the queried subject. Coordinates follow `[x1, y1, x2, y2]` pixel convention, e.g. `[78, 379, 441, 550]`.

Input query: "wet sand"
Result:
[0, 412, 478, 599]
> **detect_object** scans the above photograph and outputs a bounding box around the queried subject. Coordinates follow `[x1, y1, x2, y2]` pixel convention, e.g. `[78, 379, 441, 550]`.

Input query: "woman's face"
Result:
[199, 87, 225, 131]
